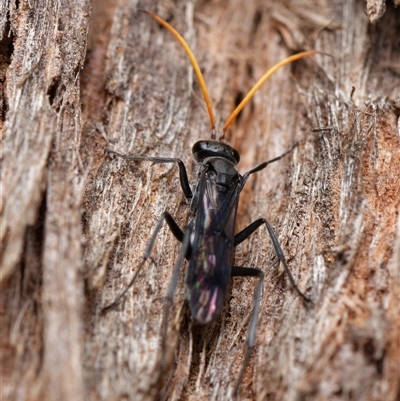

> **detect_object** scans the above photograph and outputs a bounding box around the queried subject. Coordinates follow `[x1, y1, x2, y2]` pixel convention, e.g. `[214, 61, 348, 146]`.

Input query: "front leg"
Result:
[241, 142, 298, 187]
[106, 148, 193, 200]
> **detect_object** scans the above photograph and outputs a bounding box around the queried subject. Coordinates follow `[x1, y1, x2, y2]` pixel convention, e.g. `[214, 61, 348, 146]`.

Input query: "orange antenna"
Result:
[221, 50, 321, 139]
[141, 10, 216, 137]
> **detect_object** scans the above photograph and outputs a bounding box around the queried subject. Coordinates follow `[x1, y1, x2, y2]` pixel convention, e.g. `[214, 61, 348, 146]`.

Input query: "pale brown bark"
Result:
[1, 1, 399, 401]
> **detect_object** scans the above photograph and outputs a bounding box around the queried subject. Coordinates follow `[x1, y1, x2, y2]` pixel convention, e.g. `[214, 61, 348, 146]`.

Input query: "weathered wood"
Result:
[1, 0, 399, 400]
[1, 1, 90, 400]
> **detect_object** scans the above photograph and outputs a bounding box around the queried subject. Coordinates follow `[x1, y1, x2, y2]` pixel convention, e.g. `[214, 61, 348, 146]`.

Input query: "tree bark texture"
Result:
[1, 1, 399, 401]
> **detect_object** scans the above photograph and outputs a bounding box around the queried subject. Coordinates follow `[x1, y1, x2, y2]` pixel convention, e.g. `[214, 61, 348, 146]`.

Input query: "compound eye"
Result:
[230, 148, 240, 164]
[192, 141, 208, 155]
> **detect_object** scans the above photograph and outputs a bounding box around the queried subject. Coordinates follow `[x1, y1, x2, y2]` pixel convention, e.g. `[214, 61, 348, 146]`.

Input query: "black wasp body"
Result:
[105, 138, 305, 394]
[187, 140, 242, 323]
[103, 9, 318, 396]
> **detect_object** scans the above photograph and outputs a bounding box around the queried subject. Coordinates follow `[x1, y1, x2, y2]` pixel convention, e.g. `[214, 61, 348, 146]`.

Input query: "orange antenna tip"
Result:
[141, 10, 216, 132]
[222, 50, 323, 134]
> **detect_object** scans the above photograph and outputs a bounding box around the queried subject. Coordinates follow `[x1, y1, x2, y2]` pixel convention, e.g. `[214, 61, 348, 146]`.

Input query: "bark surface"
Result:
[1, 1, 399, 400]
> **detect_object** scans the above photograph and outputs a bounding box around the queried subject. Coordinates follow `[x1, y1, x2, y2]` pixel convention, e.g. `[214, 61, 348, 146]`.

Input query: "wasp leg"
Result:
[106, 148, 193, 200]
[234, 218, 310, 302]
[231, 266, 264, 396]
[154, 227, 192, 387]
[241, 142, 298, 187]
[102, 211, 185, 312]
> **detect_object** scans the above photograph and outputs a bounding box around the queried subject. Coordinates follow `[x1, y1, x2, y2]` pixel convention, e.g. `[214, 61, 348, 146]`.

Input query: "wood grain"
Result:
[1, 0, 399, 400]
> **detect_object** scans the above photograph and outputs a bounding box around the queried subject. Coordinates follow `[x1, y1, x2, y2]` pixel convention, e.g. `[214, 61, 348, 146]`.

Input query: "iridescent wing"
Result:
[186, 168, 242, 324]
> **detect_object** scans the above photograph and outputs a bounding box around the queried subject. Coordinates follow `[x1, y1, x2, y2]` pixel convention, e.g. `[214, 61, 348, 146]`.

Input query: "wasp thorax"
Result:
[192, 140, 240, 165]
